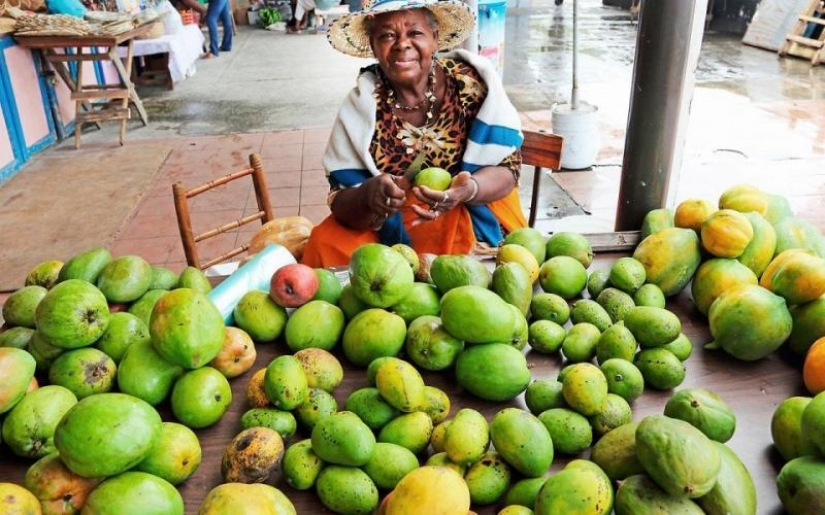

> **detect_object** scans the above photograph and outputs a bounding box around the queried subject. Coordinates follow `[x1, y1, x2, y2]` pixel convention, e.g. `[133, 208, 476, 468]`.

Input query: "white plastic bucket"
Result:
[552, 102, 600, 170]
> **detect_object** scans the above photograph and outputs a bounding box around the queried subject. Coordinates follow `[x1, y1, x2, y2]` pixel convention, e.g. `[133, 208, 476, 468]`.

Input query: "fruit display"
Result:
[0, 182, 823, 514]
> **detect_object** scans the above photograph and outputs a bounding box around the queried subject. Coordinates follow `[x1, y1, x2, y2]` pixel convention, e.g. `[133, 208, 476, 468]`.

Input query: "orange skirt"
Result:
[301, 188, 527, 268]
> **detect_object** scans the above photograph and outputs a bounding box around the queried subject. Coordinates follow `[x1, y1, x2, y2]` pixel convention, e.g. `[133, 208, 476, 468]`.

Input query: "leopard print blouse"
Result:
[366, 56, 521, 179]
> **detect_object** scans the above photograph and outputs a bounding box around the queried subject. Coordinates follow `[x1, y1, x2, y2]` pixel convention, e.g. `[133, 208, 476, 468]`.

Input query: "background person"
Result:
[203, 0, 232, 57]
[301, 0, 527, 267]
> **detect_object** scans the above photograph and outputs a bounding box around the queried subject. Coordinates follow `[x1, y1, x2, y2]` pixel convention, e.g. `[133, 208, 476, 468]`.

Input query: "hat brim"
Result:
[327, 0, 476, 58]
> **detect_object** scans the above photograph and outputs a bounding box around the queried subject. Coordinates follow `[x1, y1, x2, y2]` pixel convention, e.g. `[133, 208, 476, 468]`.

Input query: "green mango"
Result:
[455, 343, 530, 402]
[623, 306, 682, 348]
[241, 408, 298, 441]
[492, 261, 533, 317]
[535, 461, 613, 515]
[149, 266, 179, 290]
[0, 326, 34, 349]
[344, 387, 399, 432]
[177, 266, 212, 293]
[361, 442, 420, 490]
[776, 455, 825, 514]
[54, 393, 163, 478]
[117, 340, 184, 406]
[504, 477, 547, 509]
[315, 465, 379, 515]
[465, 450, 512, 506]
[640, 208, 675, 239]
[96, 255, 152, 303]
[95, 312, 150, 363]
[149, 288, 225, 369]
[445, 408, 489, 466]
[570, 298, 612, 332]
[82, 471, 183, 515]
[589, 421, 643, 482]
[430, 254, 492, 293]
[0, 347, 36, 414]
[34, 279, 110, 349]
[2, 285, 47, 328]
[264, 355, 308, 411]
[311, 411, 375, 467]
[127, 289, 167, 327]
[2, 385, 77, 458]
[58, 246, 112, 284]
[441, 285, 515, 345]
[282, 438, 325, 491]
[491, 408, 553, 478]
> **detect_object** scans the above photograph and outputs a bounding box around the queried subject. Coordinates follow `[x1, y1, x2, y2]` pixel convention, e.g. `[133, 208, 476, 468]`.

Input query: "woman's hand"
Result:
[410, 171, 477, 224]
[364, 174, 407, 227]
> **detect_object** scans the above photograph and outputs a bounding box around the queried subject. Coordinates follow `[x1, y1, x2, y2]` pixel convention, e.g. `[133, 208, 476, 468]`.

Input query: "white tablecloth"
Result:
[118, 24, 204, 83]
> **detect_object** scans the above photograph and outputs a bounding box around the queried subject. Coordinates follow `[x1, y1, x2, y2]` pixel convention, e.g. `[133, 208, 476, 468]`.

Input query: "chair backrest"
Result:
[172, 153, 274, 270]
[522, 130, 564, 228]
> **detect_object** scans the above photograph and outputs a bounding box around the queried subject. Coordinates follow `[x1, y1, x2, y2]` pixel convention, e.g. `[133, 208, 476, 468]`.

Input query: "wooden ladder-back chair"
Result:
[173, 153, 274, 270]
[521, 130, 564, 228]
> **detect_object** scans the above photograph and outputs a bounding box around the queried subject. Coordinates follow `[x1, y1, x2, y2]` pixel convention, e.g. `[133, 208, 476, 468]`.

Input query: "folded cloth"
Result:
[323, 48, 523, 246]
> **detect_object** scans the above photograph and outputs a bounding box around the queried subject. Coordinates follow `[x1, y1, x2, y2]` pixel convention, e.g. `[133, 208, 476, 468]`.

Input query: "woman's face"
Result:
[369, 9, 438, 88]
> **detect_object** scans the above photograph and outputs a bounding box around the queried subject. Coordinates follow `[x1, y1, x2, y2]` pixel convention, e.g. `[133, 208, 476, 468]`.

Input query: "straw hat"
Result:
[327, 0, 475, 58]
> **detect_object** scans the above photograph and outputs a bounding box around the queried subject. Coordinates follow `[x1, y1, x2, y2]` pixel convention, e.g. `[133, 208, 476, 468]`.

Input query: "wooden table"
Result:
[0, 253, 805, 514]
[14, 25, 152, 149]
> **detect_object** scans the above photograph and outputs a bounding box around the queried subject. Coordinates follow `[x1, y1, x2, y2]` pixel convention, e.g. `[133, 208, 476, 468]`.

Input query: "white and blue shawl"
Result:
[323, 49, 523, 246]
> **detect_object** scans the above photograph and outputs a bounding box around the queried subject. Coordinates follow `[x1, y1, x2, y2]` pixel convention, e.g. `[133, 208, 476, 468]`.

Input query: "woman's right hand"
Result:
[364, 174, 407, 221]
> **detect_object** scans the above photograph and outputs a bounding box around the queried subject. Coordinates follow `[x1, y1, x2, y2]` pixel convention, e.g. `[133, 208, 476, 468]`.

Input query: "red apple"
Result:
[269, 263, 320, 308]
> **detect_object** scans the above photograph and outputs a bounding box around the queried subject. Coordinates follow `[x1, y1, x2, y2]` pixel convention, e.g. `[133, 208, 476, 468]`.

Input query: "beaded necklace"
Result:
[384, 62, 438, 123]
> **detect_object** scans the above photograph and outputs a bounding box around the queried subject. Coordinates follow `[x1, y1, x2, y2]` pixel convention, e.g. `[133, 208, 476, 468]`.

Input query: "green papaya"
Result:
[697, 442, 756, 515]
[663, 388, 736, 443]
[635, 415, 721, 498]
[615, 474, 704, 515]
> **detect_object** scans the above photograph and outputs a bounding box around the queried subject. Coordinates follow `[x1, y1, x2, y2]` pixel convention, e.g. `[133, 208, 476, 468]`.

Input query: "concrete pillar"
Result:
[614, 0, 709, 232]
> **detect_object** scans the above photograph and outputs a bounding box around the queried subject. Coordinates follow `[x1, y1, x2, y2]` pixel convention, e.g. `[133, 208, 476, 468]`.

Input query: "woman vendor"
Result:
[301, 0, 527, 267]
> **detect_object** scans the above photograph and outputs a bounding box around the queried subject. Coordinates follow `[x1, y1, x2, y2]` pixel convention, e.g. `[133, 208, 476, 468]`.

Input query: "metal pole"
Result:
[463, 0, 479, 55]
[614, 0, 708, 231]
[571, 0, 578, 110]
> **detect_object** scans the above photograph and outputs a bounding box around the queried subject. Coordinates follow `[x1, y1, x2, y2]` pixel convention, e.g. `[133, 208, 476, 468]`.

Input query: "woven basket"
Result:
[135, 20, 164, 39]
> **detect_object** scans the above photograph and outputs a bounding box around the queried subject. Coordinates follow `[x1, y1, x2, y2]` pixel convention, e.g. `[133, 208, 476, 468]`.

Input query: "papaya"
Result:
[640, 208, 675, 239]
[700, 209, 754, 258]
[632, 227, 701, 297]
[788, 297, 825, 355]
[616, 474, 704, 514]
[773, 217, 825, 257]
[706, 284, 792, 361]
[761, 249, 825, 305]
[221, 427, 285, 484]
[429, 254, 491, 293]
[764, 193, 793, 225]
[635, 415, 721, 498]
[491, 408, 554, 478]
[589, 421, 643, 481]
[737, 212, 777, 278]
[674, 198, 716, 233]
[718, 183, 768, 215]
[696, 441, 757, 515]
[776, 456, 825, 515]
[455, 343, 530, 401]
[534, 461, 613, 515]
[441, 285, 515, 344]
[690, 258, 758, 316]
[663, 388, 736, 443]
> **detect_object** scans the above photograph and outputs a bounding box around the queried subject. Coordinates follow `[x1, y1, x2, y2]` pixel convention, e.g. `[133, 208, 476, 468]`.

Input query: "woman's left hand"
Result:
[410, 171, 476, 224]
